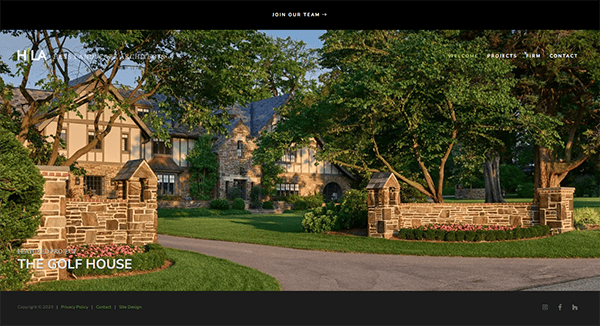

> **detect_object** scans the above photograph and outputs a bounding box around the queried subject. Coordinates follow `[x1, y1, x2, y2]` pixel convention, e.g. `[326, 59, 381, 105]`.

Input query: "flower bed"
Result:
[397, 224, 551, 242]
[66, 243, 166, 277]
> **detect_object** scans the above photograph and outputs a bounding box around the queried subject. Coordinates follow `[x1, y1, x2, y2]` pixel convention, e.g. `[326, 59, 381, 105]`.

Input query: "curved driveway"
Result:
[158, 234, 600, 291]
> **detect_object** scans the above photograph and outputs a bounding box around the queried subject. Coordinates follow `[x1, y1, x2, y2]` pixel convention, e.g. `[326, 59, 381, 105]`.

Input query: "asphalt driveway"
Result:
[158, 234, 600, 291]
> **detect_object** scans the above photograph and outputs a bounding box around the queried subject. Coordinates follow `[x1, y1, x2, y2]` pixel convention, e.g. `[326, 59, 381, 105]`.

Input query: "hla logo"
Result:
[15, 49, 48, 62]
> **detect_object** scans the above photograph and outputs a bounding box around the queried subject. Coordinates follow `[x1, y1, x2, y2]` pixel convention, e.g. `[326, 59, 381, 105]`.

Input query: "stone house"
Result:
[13, 70, 355, 202]
[212, 94, 356, 201]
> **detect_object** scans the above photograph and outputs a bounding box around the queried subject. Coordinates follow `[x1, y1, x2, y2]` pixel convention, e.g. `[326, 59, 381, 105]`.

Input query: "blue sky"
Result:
[0, 30, 326, 88]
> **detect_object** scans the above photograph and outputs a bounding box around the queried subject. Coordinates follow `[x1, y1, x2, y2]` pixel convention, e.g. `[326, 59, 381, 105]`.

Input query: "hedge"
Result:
[396, 225, 551, 242]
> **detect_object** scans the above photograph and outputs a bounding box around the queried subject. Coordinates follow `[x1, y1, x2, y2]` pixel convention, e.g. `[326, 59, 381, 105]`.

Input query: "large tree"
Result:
[254, 30, 519, 203]
[0, 30, 296, 167]
[473, 30, 600, 202]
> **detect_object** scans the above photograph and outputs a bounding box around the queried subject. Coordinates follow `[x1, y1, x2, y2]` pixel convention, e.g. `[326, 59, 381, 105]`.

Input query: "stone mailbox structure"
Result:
[367, 172, 401, 238]
[23, 160, 158, 284]
[366, 173, 575, 239]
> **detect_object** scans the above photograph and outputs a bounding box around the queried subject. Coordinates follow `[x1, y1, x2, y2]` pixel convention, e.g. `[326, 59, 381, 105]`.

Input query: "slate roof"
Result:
[366, 172, 395, 189]
[147, 155, 183, 173]
[113, 159, 145, 181]
[225, 94, 292, 137]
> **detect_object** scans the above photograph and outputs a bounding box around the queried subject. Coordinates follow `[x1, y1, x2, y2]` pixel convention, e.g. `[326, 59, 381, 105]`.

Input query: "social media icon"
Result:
[541, 304, 549, 311]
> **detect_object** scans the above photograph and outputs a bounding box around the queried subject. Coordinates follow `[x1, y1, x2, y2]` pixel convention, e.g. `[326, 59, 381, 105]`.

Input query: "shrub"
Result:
[303, 193, 324, 209]
[226, 187, 242, 200]
[513, 227, 524, 239]
[293, 200, 308, 210]
[496, 230, 506, 241]
[465, 231, 476, 242]
[336, 189, 368, 229]
[516, 182, 535, 198]
[424, 229, 436, 240]
[455, 231, 465, 241]
[413, 228, 424, 240]
[485, 230, 496, 241]
[209, 199, 230, 210]
[444, 231, 456, 241]
[262, 201, 274, 209]
[573, 174, 599, 197]
[0, 127, 45, 291]
[573, 208, 600, 228]
[249, 186, 263, 209]
[232, 198, 246, 210]
[474, 230, 485, 242]
[301, 206, 340, 233]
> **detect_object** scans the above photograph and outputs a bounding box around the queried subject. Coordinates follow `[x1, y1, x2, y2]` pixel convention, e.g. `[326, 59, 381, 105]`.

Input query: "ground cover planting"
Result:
[66, 243, 166, 277]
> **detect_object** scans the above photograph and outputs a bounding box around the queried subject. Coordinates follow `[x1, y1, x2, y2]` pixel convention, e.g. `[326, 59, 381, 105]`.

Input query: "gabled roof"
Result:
[366, 172, 400, 190]
[10, 70, 153, 138]
[225, 94, 292, 137]
[113, 159, 158, 181]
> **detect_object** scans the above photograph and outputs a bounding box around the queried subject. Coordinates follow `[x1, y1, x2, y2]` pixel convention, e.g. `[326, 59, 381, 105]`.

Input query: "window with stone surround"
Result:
[237, 140, 243, 157]
[276, 183, 299, 197]
[84, 176, 103, 196]
[157, 173, 175, 195]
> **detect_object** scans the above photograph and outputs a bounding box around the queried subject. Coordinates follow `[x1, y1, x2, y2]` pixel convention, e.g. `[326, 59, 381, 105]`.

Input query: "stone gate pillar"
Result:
[113, 159, 158, 246]
[21, 166, 70, 282]
[366, 172, 401, 239]
[537, 187, 575, 233]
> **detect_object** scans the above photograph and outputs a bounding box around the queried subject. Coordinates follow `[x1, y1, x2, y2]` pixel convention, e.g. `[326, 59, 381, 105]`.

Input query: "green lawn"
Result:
[157, 209, 600, 258]
[27, 248, 281, 291]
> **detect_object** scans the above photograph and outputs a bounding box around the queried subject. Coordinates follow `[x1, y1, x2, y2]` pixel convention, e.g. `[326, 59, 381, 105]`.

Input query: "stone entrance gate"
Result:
[366, 172, 575, 239]
[21, 160, 158, 283]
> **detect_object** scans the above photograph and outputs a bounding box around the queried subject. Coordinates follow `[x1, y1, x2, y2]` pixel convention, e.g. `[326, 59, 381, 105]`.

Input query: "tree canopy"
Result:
[254, 30, 520, 203]
[0, 30, 316, 169]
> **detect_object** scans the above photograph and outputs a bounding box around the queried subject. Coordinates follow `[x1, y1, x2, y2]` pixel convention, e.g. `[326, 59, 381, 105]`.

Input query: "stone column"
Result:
[367, 188, 398, 239]
[21, 166, 69, 283]
[537, 187, 575, 233]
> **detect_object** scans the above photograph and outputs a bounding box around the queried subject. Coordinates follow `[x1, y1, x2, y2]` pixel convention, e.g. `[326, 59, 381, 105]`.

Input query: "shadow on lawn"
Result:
[229, 212, 306, 233]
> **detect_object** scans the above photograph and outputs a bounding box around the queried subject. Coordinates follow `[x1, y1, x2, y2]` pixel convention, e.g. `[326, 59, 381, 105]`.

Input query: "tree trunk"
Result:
[533, 145, 589, 203]
[483, 151, 505, 203]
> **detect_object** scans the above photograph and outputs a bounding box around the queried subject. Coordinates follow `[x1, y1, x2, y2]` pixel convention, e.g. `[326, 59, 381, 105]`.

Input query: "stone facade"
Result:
[215, 122, 261, 200]
[278, 172, 353, 197]
[366, 173, 574, 238]
[23, 163, 158, 284]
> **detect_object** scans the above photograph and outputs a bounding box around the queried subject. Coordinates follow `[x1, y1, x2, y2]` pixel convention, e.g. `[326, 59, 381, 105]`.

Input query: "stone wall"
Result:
[23, 164, 158, 284]
[395, 203, 537, 229]
[367, 174, 574, 238]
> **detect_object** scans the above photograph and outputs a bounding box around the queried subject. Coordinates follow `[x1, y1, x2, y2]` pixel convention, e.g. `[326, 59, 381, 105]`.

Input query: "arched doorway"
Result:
[323, 182, 343, 202]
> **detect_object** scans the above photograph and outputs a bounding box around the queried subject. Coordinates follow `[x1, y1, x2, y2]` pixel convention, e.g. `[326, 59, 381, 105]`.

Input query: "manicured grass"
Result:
[157, 211, 600, 258]
[27, 248, 281, 291]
